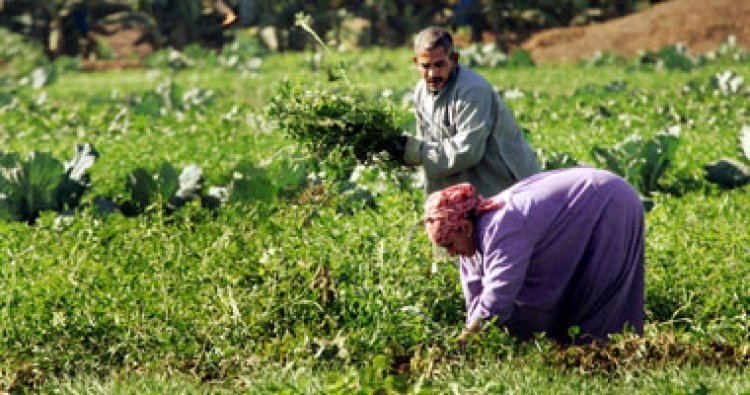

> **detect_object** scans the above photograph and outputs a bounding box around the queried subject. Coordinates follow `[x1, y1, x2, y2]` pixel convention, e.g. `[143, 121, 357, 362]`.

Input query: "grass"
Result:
[39, 363, 750, 394]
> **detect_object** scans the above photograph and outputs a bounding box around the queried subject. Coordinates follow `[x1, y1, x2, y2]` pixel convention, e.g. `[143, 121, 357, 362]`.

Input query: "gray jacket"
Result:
[405, 65, 541, 197]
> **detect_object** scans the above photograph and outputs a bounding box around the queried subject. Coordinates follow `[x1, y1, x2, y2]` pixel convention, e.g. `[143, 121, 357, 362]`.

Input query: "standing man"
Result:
[384, 26, 540, 197]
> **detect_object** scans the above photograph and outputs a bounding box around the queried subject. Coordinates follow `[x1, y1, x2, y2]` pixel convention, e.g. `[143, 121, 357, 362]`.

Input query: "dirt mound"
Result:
[521, 0, 750, 63]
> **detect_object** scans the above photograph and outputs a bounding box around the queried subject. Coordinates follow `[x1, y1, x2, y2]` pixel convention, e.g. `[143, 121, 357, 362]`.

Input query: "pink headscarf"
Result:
[424, 183, 504, 245]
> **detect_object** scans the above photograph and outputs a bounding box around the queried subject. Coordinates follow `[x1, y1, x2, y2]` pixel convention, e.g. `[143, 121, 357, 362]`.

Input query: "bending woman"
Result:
[424, 167, 645, 344]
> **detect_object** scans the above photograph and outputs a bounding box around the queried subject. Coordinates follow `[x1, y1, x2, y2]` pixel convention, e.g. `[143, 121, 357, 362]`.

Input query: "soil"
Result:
[521, 0, 750, 63]
[80, 17, 154, 71]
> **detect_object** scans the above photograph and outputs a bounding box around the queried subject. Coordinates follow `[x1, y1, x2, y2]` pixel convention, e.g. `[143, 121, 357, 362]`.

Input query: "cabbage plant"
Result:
[120, 163, 203, 216]
[592, 125, 680, 197]
[0, 143, 98, 223]
[203, 161, 277, 208]
[704, 125, 750, 188]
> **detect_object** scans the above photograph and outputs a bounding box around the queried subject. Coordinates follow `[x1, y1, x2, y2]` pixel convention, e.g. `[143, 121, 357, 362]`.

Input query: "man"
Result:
[385, 26, 540, 197]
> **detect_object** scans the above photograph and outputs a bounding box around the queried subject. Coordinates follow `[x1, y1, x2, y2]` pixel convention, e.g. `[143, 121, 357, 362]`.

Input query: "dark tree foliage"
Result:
[0, 0, 654, 57]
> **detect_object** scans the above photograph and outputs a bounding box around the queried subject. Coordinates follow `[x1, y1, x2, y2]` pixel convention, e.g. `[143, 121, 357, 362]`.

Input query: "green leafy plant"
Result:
[268, 81, 404, 170]
[634, 44, 694, 72]
[579, 50, 627, 67]
[126, 79, 214, 116]
[537, 150, 579, 171]
[120, 163, 203, 216]
[592, 126, 680, 197]
[704, 125, 750, 188]
[507, 49, 535, 67]
[460, 43, 508, 68]
[203, 161, 277, 208]
[0, 143, 98, 223]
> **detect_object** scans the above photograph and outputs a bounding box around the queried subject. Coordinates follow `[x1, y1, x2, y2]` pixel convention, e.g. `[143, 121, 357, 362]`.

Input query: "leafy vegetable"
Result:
[592, 125, 680, 197]
[204, 161, 277, 208]
[0, 144, 97, 223]
[704, 158, 750, 188]
[121, 162, 203, 215]
[704, 125, 750, 188]
[537, 150, 579, 171]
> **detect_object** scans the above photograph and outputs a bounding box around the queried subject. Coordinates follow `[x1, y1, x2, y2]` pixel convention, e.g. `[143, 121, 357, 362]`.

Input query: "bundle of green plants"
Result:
[268, 80, 405, 170]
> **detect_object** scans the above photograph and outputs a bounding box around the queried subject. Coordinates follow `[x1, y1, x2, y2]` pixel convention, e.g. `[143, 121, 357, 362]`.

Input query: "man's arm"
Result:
[406, 87, 495, 177]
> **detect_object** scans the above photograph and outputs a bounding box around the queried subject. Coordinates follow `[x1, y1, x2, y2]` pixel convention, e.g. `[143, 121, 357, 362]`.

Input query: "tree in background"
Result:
[0, 0, 654, 58]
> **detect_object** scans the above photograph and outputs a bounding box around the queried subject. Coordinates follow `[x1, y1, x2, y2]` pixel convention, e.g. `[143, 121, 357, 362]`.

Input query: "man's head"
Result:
[413, 26, 459, 93]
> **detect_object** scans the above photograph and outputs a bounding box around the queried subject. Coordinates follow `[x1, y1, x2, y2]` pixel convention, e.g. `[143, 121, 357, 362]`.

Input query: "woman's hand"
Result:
[457, 321, 481, 348]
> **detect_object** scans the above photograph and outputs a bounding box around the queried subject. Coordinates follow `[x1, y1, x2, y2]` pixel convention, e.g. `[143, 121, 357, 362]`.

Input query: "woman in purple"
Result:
[424, 167, 644, 344]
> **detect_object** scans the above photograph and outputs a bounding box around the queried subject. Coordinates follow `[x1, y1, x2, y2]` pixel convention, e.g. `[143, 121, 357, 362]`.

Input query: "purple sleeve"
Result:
[459, 257, 483, 325]
[465, 210, 535, 327]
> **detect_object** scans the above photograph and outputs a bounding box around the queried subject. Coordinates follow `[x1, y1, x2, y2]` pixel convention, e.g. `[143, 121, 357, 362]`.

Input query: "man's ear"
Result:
[451, 51, 460, 63]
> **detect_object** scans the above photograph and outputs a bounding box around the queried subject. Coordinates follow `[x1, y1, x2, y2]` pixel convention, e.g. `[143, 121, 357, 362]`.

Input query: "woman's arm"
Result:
[466, 213, 534, 328]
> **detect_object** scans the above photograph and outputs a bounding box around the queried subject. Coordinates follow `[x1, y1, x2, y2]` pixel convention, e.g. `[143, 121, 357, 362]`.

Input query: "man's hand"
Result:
[376, 135, 408, 163]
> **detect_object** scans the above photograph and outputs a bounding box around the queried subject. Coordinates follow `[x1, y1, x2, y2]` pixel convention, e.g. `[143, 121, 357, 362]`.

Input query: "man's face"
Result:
[413, 46, 458, 93]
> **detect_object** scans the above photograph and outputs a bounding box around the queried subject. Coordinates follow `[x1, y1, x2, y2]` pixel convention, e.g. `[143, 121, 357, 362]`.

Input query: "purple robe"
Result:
[460, 167, 644, 343]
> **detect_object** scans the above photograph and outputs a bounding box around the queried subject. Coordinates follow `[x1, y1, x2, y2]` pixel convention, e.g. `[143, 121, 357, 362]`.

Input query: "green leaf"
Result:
[639, 126, 680, 194]
[267, 156, 308, 197]
[656, 45, 693, 71]
[228, 161, 276, 203]
[592, 146, 625, 176]
[539, 150, 578, 171]
[156, 162, 180, 201]
[125, 167, 158, 214]
[0, 151, 21, 169]
[593, 129, 680, 197]
[704, 158, 750, 188]
[3, 152, 64, 222]
[0, 197, 12, 220]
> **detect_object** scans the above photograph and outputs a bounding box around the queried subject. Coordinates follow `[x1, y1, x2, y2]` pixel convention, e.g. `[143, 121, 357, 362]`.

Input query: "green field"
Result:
[2, 42, 750, 393]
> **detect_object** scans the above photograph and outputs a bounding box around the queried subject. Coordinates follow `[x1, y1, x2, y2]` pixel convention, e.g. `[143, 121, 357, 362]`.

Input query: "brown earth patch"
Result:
[80, 13, 154, 71]
[521, 0, 750, 63]
[91, 26, 153, 60]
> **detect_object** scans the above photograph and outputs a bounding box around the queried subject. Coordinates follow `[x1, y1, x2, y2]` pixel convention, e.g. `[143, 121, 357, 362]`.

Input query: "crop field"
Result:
[2, 31, 750, 393]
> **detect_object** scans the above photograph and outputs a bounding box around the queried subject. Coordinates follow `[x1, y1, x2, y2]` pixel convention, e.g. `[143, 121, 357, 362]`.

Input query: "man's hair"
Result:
[414, 26, 454, 55]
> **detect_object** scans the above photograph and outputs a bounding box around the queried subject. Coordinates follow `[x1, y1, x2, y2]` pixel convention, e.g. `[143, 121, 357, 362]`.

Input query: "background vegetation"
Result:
[0, 0, 660, 57]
